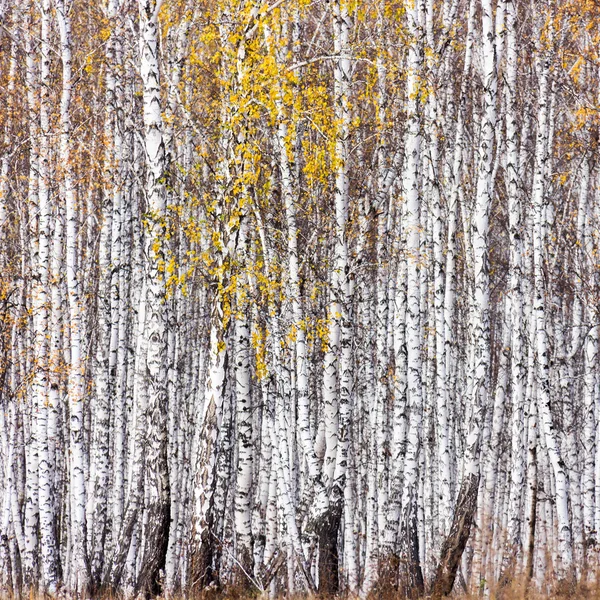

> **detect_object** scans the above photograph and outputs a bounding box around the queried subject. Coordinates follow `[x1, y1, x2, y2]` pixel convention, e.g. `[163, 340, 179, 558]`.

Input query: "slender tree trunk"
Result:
[432, 0, 498, 595]
[397, 1, 424, 595]
[531, 48, 573, 582]
[134, 0, 171, 592]
[34, 0, 60, 591]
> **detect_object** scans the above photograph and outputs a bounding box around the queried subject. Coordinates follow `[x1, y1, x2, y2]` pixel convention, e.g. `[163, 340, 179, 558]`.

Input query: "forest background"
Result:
[1, 0, 600, 598]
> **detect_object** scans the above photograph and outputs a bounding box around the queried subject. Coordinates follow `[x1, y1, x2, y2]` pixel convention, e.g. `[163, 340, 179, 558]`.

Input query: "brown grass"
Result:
[187, 577, 600, 599]
[6, 576, 600, 600]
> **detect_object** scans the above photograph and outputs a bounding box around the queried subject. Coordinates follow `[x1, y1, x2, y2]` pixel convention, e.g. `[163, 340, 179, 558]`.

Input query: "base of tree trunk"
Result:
[400, 499, 424, 600]
[136, 497, 170, 597]
[317, 504, 342, 597]
[190, 528, 218, 593]
[431, 472, 480, 599]
[376, 553, 401, 597]
[232, 545, 255, 591]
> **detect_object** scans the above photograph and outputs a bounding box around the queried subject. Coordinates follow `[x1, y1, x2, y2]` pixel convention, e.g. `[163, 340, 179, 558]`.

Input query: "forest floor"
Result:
[6, 579, 600, 600]
[145, 584, 600, 600]
[179, 579, 600, 600]
[4, 591, 600, 600]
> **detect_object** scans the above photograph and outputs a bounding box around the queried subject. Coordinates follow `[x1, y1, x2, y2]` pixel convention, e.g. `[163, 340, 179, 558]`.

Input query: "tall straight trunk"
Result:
[427, 48, 449, 561]
[163, 20, 192, 593]
[91, 1, 122, 582]
[55, 0, 89, 591]
[432, 0, 498, 595]
[37, 0, 53, 572]
[582, 172, 598, 560]
[524, 392, 538, 582]
[234, 256, 254, 584]
[22, 4, 41, 588]
[441, 0, 475, 540]
[561, 155, 591, 575]
[593, 172, 600, 560]
[135, 0, 171, 592]
[112, 44, 132, 573]
[104, 0, 127, 575]
[531, 50, 573, 580]
[190, 281, 228, 592]
[375, 16, 392, 561]
[502, 0, 527, 579]
[362, 276, 380, 595]
[387, 223, 409, 563]
[397, 0, 424, 594]
[34, 0, 60, 591]
[315, 2, 355, 595]
[478, 323, 509, 589]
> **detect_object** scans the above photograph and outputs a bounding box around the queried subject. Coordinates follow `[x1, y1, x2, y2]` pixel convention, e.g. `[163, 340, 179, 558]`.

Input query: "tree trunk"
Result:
[431, 472, 479, 598]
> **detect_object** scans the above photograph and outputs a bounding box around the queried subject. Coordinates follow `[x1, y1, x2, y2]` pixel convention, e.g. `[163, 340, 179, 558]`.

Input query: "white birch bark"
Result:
[33, 0, 59, 591]
[503, 0, 527, 575]
[54, 0, 90, 590]
[582, 172, 598, 558]
[397, 0, 424, 591]
[440, 0, 476, 538]
[464, 0, 497, 490]
[234, 256, 254, 580]
[531, 51, 573, 579]
[135, 0, 170, 591]
[21, 4, 41, 587]
[91, 1, 122, 579]
[432, 2, 497, 595]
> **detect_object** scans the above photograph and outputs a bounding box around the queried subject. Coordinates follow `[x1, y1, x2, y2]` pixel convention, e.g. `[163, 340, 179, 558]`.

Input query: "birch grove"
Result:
[1, 0, 600, 597]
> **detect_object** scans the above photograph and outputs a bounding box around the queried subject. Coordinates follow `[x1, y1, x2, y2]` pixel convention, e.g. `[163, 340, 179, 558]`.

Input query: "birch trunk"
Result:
[135, 0, 171, 592]
[531, 51, 573, 580]
[32, 0, 60, 591]
[432, 0, 497, 594]
[397, 1, 424, 593]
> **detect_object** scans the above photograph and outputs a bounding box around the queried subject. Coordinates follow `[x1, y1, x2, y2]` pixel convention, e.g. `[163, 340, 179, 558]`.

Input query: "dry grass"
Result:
[186, 577, 600, 599]
[6, 576, 600, 600]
